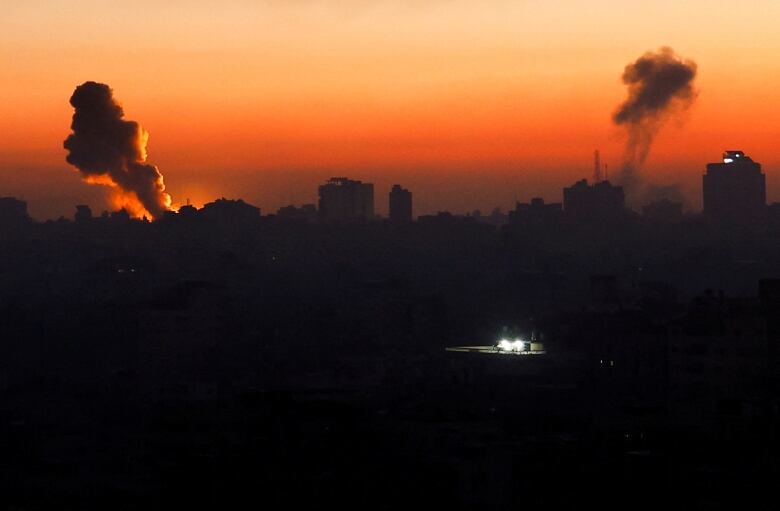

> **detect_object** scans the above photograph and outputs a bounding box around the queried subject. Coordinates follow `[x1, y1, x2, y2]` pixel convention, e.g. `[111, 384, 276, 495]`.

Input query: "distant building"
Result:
[161, 203, 197, 223]
[110, 208, 131, 222]
[389, 185, 412, 223]
[703, 150, 765, 225]
[642, 199, 682, 222]
[318, 177, 374, 222]
[277, 204, 318, 223]
[417, 211, 457, 226]
[200, 198, 261, 223]
[0, 197, 30, 227]
[508, 198, 563, 227]
[482, 207, 508, 227]
[75, 205, 92, 223]
[562, 179, 625, 221]
[177, 204, 198, 219]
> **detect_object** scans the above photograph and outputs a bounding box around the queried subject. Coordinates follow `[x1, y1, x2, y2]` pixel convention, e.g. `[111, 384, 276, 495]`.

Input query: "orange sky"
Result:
[3, 0, 780, 219]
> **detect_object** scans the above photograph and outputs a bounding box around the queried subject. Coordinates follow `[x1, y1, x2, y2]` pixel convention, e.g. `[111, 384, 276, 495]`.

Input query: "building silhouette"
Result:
[508, 198, 563, 228]
[277, 204, 318, 223]
[389, 185, 412, 223]
[0, 197, 31, 228]
[562, 179, 625, 220]
[177, 203, 198, 219]
[318, 177, 374, 222]
[703, 150, 766, 225]
[74, 205, 92, 223]
[200, 197, 261, 223]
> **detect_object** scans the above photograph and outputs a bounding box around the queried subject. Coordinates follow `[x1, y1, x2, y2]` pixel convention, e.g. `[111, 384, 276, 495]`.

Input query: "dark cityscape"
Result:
[4, 2, 780, 509]
[3, 149, 780, 509]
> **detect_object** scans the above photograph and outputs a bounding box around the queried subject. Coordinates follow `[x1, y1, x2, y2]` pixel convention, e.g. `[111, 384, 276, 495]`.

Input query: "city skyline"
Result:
[4, 1, 780, 219]
[0, 149, 769, 223]
[5, 4, 780, 508]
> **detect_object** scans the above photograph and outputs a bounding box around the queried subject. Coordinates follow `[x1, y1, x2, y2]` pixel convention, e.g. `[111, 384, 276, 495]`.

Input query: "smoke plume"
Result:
[64, 81, 172, 219]
[613, 47, 697, 203]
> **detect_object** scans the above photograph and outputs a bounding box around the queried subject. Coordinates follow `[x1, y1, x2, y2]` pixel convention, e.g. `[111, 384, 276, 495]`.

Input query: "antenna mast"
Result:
[594, 150, 602, 183]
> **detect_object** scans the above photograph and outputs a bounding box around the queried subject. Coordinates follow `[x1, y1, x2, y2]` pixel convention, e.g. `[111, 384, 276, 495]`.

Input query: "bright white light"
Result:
[497, 337, 528, 352]
[724, 158, 734, 163]
[498, 339, 513, 351]
[735, 154, 741, 157]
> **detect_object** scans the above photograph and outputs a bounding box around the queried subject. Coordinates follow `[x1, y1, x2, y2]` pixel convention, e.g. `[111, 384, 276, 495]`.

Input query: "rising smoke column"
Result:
[64, 81, 172, 219]
[613, 47, 697, 201]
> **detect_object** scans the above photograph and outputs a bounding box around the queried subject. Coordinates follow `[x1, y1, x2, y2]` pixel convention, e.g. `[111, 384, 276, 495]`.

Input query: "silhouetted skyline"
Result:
[4, 3, 780, 509]
[6, 3, 780, 220]
[3, 160, 780, 508]
[5, 150, 773, 226]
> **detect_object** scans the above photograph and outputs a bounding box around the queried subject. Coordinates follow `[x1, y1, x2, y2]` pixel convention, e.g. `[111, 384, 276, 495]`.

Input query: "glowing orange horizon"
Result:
[3, 1, 780, 220]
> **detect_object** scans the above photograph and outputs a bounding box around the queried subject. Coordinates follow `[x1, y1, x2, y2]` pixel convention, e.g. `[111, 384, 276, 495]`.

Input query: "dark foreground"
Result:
[2, 214, 780, 509]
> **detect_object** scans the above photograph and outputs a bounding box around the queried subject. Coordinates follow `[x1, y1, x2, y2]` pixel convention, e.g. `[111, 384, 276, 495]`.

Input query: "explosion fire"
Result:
[64, 81, 172, 220]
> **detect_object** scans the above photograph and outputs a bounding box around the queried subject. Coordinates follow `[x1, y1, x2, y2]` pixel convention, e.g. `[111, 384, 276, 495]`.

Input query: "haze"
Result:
[3, 0, 780, 219]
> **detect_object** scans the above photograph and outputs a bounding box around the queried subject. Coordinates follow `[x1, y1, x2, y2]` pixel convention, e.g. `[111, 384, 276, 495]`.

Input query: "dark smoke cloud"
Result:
[613, 47, 697, 205]
[64, 81, 171, 219]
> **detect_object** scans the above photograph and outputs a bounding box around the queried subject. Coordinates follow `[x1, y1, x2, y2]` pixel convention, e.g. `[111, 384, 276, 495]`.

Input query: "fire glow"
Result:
[64, 81, 173, 220]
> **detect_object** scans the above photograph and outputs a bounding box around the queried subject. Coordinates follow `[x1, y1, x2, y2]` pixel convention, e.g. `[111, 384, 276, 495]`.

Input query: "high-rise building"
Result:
[389, 184, 412, 223]
[703, 150, 766, 224]
[318, 177, 374, 222]
[562, 179, 625, 220]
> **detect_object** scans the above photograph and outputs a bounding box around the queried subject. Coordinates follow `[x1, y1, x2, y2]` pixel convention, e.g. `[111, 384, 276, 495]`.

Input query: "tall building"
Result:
[318, 177, 374, 222]
[389, 184, 412, 223]
[703, 150, 766, 224]
[562, 179, 625, 220]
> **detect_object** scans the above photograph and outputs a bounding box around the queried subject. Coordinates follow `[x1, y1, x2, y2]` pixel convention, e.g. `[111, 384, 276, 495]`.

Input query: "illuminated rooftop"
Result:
[445, 346, 546, 356]
[446, 337, 546, 356]
[722, 150, 752, 163]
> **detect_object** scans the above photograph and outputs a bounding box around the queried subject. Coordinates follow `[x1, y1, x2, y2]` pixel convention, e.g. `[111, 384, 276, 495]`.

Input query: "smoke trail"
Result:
[613, 47, 697, 202]
[64, 81, 172, 219]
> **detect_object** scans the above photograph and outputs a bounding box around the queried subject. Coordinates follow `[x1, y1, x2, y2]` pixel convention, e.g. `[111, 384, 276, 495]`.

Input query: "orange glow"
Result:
[83, 174, 153, 219]
[111, 191, 152, 220]
[83, 174, 117, 187]
[136, 128, 149, 162]
[3, 2, 780, 219]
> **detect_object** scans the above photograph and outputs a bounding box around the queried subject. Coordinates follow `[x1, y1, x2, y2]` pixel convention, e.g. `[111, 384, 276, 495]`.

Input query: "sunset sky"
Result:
[3, 0, 780, 219]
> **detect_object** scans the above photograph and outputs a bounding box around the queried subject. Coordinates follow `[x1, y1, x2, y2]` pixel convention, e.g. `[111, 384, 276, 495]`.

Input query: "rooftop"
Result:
[722, 150, 753, 163]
